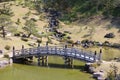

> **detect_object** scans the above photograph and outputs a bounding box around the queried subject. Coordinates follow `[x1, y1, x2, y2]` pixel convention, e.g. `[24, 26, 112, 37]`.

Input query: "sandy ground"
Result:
[95, 61, 120, 77]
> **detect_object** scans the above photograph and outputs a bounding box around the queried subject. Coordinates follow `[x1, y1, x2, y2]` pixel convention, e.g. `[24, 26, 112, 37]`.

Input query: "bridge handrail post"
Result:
[89, 51, 92, 60]
[21, 45, 24, 54]
[13, 46, 15, 57]
[64, 45, 67, 56]
[29, 48, 32, 55]
[46, 41, 49, 54]
[55, 46, 57, 54]
[94, 51, 97, 62]
[81, 49, 83, 57]
[84, 51, 86, 60]
[37, 43, 41, 55]
[98, 49, 102, 61]
[74, 48, 77, 58]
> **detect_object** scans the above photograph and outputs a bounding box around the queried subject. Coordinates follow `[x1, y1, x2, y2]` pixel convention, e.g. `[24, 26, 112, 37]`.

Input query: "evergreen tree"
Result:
[24, 19, 37, 38]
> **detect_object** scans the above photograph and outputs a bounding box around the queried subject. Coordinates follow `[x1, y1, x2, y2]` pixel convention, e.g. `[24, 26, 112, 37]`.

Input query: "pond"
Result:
[0, 56, 95, 80]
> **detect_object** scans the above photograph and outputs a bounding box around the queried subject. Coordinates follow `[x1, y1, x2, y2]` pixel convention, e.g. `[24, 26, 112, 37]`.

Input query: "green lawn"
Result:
[0, 56, 95, 80]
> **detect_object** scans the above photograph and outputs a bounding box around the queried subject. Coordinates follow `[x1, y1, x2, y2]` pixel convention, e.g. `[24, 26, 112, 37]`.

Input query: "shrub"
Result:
[14, 32, 21, 37]
[111, 43, 120, 48]
[37, 39, 42, 43]
[4, 54, 9, 58]
[15, 18, 21, 25]
[81, 39, 89, 44]
[103, 41, 111, 46]
[47, 37, 52, 44]
[21, 38, 28, 42]
[66, 36, 71, 39]
[67, 40, 74, 44]
[5, 45, 11, 50]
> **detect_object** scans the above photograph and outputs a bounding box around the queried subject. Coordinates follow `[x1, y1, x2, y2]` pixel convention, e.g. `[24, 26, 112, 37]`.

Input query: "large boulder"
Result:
[104, 33, 115, 38]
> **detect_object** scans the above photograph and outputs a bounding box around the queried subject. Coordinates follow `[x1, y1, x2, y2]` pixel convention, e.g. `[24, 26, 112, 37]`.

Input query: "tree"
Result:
[24, 19, 37, 38]
[0, 14, 12, 38]
[0, 3, 14, 16]
[107, 63, 119, 80]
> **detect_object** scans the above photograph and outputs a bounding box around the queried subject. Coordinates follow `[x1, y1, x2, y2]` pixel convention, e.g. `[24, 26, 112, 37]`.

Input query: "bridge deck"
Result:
[13, 46, 100, 62]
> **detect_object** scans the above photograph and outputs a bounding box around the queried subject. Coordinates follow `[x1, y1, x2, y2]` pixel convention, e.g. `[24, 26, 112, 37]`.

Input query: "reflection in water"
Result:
[0, 57, 95, 80]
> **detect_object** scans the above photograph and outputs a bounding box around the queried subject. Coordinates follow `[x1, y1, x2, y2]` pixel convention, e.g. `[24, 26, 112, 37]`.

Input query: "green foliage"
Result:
[4, 54, 9, 58]
[15, 18, 21, 25]
[66, 40, 74, 44]
[107, 63, 119, 80]
[14, 31, 21, 37]
[5, 45, 11, 50]
[36, 38, 42, 43]
[21, 37, 28, 42]
[0, 3, 14, 16]
[0, 14, 13, 38]
[47, 37, 52, 44]
[24, 19, 38, 37]
[0, 14, 11, 27]
[43, 0, 120, 22]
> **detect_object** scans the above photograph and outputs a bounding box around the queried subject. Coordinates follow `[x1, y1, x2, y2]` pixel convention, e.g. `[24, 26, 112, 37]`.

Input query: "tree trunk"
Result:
[2, 26, 5, 38]
[27, 33, 31, 38]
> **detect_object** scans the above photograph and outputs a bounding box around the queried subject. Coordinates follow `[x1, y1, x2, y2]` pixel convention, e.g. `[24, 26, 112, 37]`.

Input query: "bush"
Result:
[14, 32, 21, 37]
[37, 39, 42, 43]
[5, 45, 11, 50]
[81, 39, 89, 44]
[4, 54, 9, 58]
[111, 43, 120, 48]
[103, 41, 110, 46]
[67, 40, 74, 44]
[47, 37, 52, 44]
[21, 38, 28, 42]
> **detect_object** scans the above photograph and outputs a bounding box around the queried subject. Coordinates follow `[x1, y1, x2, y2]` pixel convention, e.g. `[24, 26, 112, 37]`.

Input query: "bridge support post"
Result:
[64, 57, 74, 68]
[22, 45, 24, 54]
[13, 46, 15, 57]
[37, 56, 48, 66]
[44, 56, 48, 66]
[70, 58, 74, 68]
[12, 46, 15, 63]
[99, 49, 102, 61]
[38, 56, 40, 66]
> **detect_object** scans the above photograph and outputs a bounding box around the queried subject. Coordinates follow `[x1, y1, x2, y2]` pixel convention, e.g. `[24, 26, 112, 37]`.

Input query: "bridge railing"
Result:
[13, 46, 101, 62]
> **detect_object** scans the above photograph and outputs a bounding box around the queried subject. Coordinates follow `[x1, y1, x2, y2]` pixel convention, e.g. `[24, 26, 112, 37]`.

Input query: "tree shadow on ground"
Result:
[104, 17, 120, 30]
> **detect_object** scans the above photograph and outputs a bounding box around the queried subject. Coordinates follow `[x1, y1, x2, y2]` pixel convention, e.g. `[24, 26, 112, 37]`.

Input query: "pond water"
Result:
[0, 56, 94, 80]
[0, 46, 119, 80]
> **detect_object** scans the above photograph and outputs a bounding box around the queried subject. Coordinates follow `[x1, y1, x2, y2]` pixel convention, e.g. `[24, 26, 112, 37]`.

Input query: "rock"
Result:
[89, 67, 95, 73]
[104, 33, 115, 38]
[28, 41, 36, 47]
[6, 32, 12, 37]
[93, 71, 105, 80]
[84, 63, 92, 72]
[0, 60, 10, 68]
[22, 34, 28, 38]
[0, 50, 3, 54]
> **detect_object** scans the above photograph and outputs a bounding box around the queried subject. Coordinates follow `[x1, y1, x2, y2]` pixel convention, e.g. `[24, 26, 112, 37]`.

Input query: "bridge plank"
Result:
[13, 46, 99, 62]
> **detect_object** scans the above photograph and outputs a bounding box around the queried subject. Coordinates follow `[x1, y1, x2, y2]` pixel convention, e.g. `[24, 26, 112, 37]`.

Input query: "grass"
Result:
[0, 56, 95, 80]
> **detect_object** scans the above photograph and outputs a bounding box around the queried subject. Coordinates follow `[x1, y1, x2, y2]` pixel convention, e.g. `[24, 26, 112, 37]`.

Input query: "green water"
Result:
[0, 57, 94, 80]
[1, 47, 119, 80]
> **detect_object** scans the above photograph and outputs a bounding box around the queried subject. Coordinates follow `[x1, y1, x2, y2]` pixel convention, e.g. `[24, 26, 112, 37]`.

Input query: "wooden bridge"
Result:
[11, 44, 102, 68]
